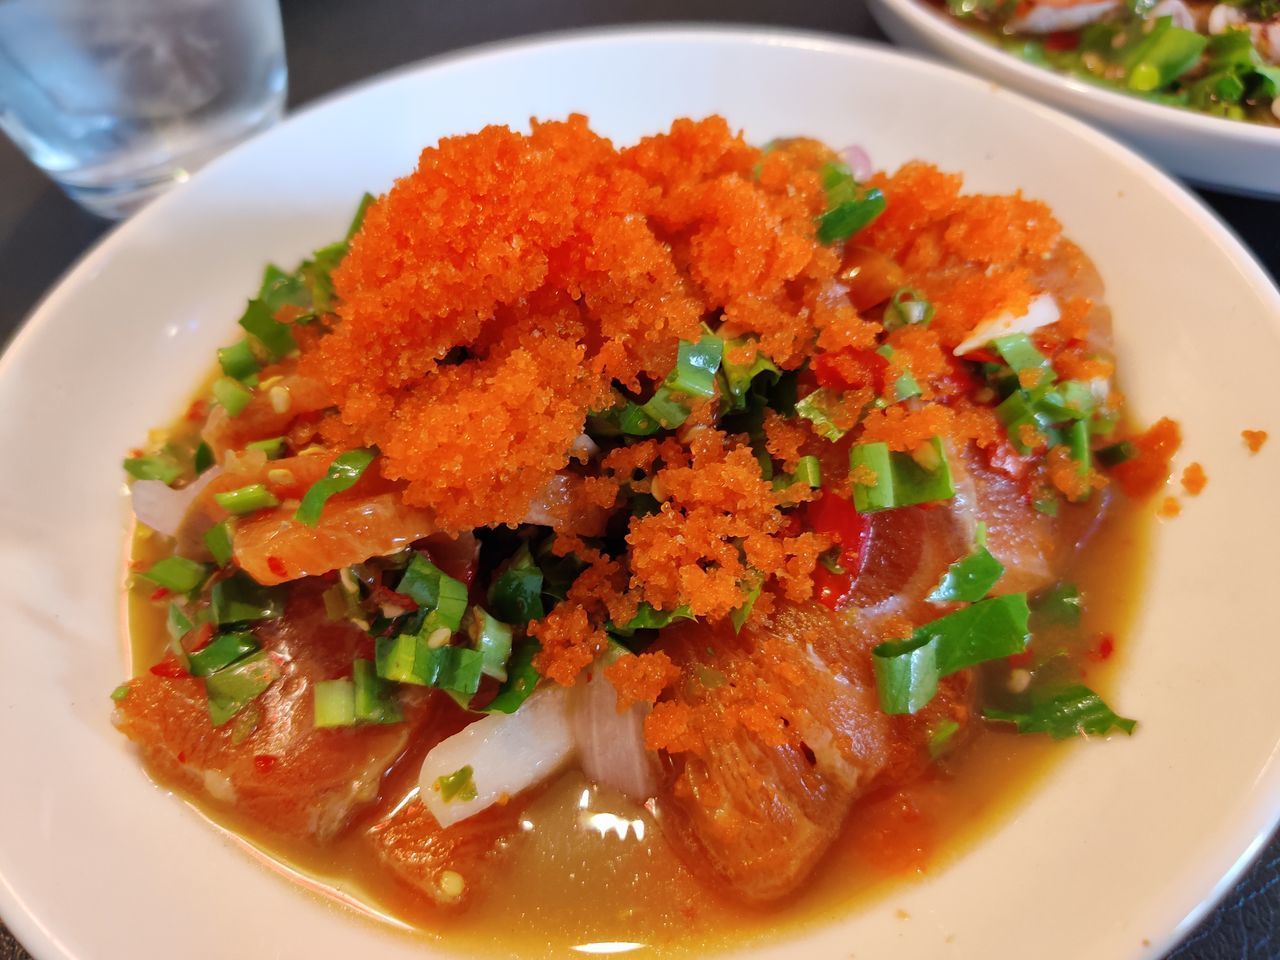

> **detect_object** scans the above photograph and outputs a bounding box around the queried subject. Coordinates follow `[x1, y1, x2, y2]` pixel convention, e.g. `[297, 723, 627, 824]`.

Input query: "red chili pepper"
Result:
[253, 755, 278, 774]
[1088, 633, 1116, 662]
[1006, 650, 1034, 669]
[1044, 30, 1079, 52]
[812, 562, 855, 611]
[369, 583, 419, 612]
[266, 555, 288, 579]
[149, 656, 188, 679]
[185, 398, 209, 423]
[148, 586, 172, 603]
[806, 492, 873, 611]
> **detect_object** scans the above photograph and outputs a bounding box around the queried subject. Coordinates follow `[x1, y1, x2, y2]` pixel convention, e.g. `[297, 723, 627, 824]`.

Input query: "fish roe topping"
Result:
[1112, 417, 1182, 499]
[1181, 462, 1207, 496]
[1243, 429, 1269, 453]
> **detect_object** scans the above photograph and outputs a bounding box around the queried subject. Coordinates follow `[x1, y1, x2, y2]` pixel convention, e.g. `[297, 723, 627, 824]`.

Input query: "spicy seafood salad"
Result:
[115, 116, 1174, 947]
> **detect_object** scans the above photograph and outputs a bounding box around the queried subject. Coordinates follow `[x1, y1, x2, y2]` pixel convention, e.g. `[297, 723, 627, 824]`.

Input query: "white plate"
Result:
[1, 25, 1279, 960]
[869, 0, 1280, 197]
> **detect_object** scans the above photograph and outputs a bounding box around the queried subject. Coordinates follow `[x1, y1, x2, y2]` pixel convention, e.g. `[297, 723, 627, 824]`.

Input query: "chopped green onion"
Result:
[928, 719, 961, 759]
[398, 553, 468, 632]
[721, 338, 779, 412]
[354, 657, 403, 724]
[413, 644, 485, 697]
[985, 684, 1136, 739]
[614, 602, 694, 636]
[346, 192, 376, 241]
[667, 335, 724, 399]
[928, 541, 1004, 604]
[469, 608, 514, 681]
[883, 288, 935, 330]
[217, 340, 260, 383]
[488, 545, 545, 625]
[238, 298, 297, 362]
[258, 263, 309, 314]
[205, 651, 281, 726]
[193, 442, 215, 476]
[483, 641, 541, 714]
[1066, 418, 1093, 483]
[110, 683, 131, 703]
[1036, 381, 1094, 422]
[212, 376, 253, 418]
[1033, 493, 1060, 517]
[375, 633, 420, 684]
[214, 483, 279, 516]
[313, 678, 357, 728]
[849, 437, 955, 513]
[210, 572, 285, 624]
[992, 333, 1054, 382]
[795, 388, 849, 441]
[1096, 440, 1137, 467]
[641, 385, 692, 430]
[436, 765, 478, 804]
[1032, 581, 1083, 627]
[873, 594, 1030, 714]
[794, 455, 823, 489]
[295, 448, 376, 526]
[245, 437, 286, 459]
[730, 577, 763, 633]
[140, 556, 209, 594]
[816, 162, 887, 244]
[188, 631, 259, 678]
[1126, 20, 1207, 92]
[124, 455, 182, 485]
[166, 601, 194, 641]
[204, 520, 234, 567]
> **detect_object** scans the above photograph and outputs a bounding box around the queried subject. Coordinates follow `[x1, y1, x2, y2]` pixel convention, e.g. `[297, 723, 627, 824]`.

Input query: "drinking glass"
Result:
[0, 0, 287, 218]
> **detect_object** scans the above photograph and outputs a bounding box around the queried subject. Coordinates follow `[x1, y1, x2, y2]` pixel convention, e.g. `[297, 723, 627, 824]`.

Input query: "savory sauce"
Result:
[124, 480, 1148, 957]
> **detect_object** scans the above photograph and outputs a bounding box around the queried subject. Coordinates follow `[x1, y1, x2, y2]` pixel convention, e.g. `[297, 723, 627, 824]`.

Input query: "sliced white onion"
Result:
[1148, 0, 1194, 30]
[570, 666, 658, 803]
[952, 293, 1061, 357]
[1207, 3, 1245, 34]
[522, 473, 569, 527]
[568, 432, 600, 462]
[839, 144, 873, 182]
[1011, 0, 1118, 33]
[130, 466, 222, 538]
[419, 685, 576, 828]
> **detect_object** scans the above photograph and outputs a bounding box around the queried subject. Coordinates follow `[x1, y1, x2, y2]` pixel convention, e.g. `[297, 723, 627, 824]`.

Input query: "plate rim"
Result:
[2, 22, 1280, 960]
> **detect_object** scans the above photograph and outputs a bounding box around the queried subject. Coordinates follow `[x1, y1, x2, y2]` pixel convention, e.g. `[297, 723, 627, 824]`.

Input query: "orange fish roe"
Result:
[1243, 429, 1269, 453]
[1181, 463, 1207, 496]
[1157, 496, 1182, 519]
[1112, 417, 1182, 499]
[604, 652, 681, 712]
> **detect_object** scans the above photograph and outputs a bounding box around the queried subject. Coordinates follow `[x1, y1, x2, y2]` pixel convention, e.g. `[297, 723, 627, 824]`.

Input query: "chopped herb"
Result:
[210, 572, 286, 624]
[258, 263, 309, 313]
[720, 338, 779, 412]
[928, 719, 961, 759]
[140, 556, 209, 594]
[482, 640, 541, 714]
[204, 520, 234, 567]
[217, 340, 260, 383]
[346, 192, 376, 241]
[193, 442, 215, 476]
[354, 657, 403, 724]
[985, 684, 1136, 739]
[816, 162, 886, 244]
[110, 683, 131, 703]
[188, 631, 259, 677]
[399, 553, 468, 632]
[214, 483, 279, 516]
[1032, 581, 1083, 627]
[796, 388, 849, 441]
[873, 594, 1030, 714]
[166, 601, 194, 641]
[488, 545, 545, 625]
[245, 436, 286, 459]
[238, 298, 297, 362]
[469, 607, 514, 681]
[992, 333, 1053, 381]
[849, 437, 955, 512]
[205, 651, 281, 726]
[313, 678, 357, 728]
[883, 288, 935, 330]
[295, 448, 376, 526]
[374, 633, 419, 684]
[436, 765, 478, 803]
[212, 376, 253, 418]
[413, 644, 485, 696]
[614, 602, 694, 635]
[730, 577, 763, 633]
[1096, 440, 1136, 467]
[667, 335, 724, 399]
[928, 540, 1004, 603]
[124, 455, 182, 485]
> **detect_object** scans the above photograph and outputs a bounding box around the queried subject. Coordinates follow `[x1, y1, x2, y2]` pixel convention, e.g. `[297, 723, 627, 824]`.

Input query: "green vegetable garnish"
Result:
[985, 684, 1136, 739]
[110, 683, 131, 703]
[217, 340, 260, 384]
[795, 388, 849, 441]
[488, 545, 545, 625]
[346, 192, 376, 241]
[730, 576, 763, 633]
[849, 437, 955, 512]
[436, 765, 478, 804]
[205, 651, 281, 726]
[469, 608, 514, 682]
[238, 298, 297, 362]
[883, 288, 935, 330]
[928, 528, 1004, 603]
[720, 338, 779, 412]
[124, 455, 182, 485]
[246, 436, 286, 459]
[992, 333, 1053, 382]
[414, 644, 485, 696]
[210, 572, 286, 624]
[214, 483, 279, 516]
[140, 556, 209, 594]
[204, 520, 234, 567]
[188, 631, 259, 678]
[667, 335, 724, 399]
[212, 376, 253, 417]
[354, 657, 403, 724]
[1096, 440, 1137, 467]
[873, 594, 1030, 714]
[1032, 581, 1083, 627]
[928, 720, 961, 759]
[614, 602, 695, 635]
[816, 162, 887, 244]
[193, 442, 215, 476]
[398, 553, 468, 632]
[1126, 19, 1208, 92]
[483, 641, 541, 714]
[295, 448, 376, 526]
[313, 678, 357, 728]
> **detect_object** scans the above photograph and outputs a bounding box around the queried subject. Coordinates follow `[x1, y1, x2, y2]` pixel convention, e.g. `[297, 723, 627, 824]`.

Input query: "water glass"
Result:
[0, 0, 287, 218]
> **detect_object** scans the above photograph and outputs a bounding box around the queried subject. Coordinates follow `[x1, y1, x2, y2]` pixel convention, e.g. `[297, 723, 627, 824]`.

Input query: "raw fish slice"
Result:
[653, 605, 893, 902]
[202, 373, 333, 457]
[366, 798, 524, 907]
[113, 584, 457, 840]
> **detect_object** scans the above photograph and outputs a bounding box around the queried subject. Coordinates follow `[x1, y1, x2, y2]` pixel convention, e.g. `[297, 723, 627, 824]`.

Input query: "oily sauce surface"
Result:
[125, 488, 1148, 957]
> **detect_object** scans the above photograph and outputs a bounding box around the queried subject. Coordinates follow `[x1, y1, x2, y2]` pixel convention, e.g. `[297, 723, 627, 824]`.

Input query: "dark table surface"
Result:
[1, 1, 1277, 957]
